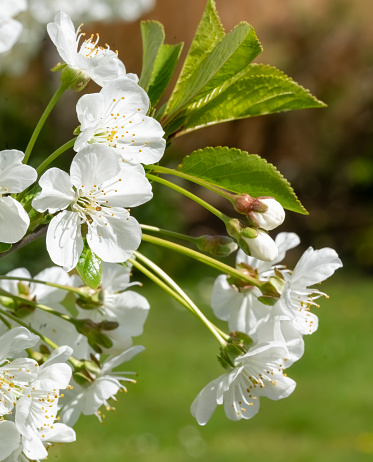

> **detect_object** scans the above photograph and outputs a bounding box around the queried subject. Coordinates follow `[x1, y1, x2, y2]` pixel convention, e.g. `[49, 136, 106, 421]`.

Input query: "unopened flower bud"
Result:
[233, 194, 285, 231]
[241, 229, 278, 262]
[234, 194, 256, 214]
[196, 235, 238, 257]
[251, 198, 285, 231]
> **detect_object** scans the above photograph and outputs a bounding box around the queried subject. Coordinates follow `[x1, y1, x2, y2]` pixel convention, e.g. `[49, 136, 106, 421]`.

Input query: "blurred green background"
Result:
[0, 0, 372, 460]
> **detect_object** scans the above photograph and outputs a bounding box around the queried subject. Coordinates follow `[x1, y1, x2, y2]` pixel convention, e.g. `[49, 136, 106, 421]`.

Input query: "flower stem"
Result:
[0, 288, 71, 322]
[24, 82, 68, 164]
[140, 224, 197, 244]
[128, 257, 227, 347]
[134, 251, 229, 342]
[146, 164, 234, 201]
[36, 137, 76, 175]
[141, 233, 263, 289]
[0, 275, 86, 298]
[146, 173, 228, 222]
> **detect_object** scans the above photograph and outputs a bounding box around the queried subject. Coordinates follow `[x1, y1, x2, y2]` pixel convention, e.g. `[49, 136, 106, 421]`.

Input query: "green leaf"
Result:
[148, 42, 184, 108]
[180, 64, 326, 133]
[178, 146, 307, 214]
[0, 243, 11, 253]
[165, 0, 225, 115]
[165, 22, 261, 118]
[76, 244, 102, 289]
[139, 21, 165, 91]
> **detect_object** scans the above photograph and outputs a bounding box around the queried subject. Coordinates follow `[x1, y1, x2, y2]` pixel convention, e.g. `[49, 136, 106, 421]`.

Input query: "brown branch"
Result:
[0, 225, 48, 260]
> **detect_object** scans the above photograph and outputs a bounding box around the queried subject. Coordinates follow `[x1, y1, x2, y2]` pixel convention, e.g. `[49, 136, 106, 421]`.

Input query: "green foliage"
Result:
[139, 21, 165, 92]
[164, 0, 225, 115]
[76, 244, 102, 290]
[139, 20, 184, 109]
[178, 146, 307, 214]
[161, 0, 324, 137]
[165, 22, 261, 119]
[148, 43, 184, 108]
[180, 64, 326, 133]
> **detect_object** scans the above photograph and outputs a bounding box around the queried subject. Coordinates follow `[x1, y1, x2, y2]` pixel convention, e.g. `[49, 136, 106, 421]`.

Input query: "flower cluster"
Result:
[0, 0, 155, 74]
[0, 262, 148, 435]
[0, 327, 74, 461]
[191, 233, 343, 424]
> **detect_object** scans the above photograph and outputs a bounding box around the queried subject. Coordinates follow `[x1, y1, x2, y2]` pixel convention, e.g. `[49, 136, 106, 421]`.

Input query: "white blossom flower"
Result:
[251, 198, 285, 231]
[211, 233, 300, 336]
[191, 322, 296, 425]
[47, 10, 130, 87]
[0, 327, 39, 417]
[0, 0, 26, 54]
[74, 78, 166, 165]
[14, 346, 73, 460]
[2, 422, 76, 462]
[0, 150, 37, 243]
[32, 145, 152, 270]
[61, 345, 144, 426]
[274, 246, 343, 335]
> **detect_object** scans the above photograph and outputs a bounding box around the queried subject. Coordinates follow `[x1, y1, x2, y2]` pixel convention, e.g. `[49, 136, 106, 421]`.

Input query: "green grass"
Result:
[53, 271, 373, 461]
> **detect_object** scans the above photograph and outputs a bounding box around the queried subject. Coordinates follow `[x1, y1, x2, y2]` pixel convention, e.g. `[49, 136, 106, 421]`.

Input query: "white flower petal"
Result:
[0, 150, 36, 193]
[100, 77, 149, 114]
[0, 421, 20, 460]
[31, 267, 71, 304]
[291, 247, 343, 288]
[47, 10, 78, 65]
[100, 261, 131, 292]
[76, 93, 105, 130]
[34, 363, 72, 390]
[22, 433, 48, 461]
[32, 168, 74, 213]
[191, 376, 221, 426]
[105, 291, 150, 337]
[70, 146, 120, 188]
[87, 213, 141, 263]
[0, 19, 23, 54]
[46, 211, 83, 271]
[274, 232, 300, 264]
[0, 267, 31, 295]
[42, 423, 76, 443]
[116, 113, 166, 165]
[99, 163, 152, 207]
[0, 197, 29, 243]
[102, 345, 145, 374]
[0, 327, 38, 360]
